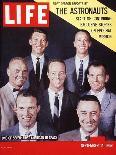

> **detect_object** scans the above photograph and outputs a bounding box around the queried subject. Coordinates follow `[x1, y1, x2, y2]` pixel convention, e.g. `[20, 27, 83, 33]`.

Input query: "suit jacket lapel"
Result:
[4, 83, 16, 107]
[71, 129, 81, 141]
[71, 57, 79, 91]
[12, 123, 20, 136]
[101, 92, 111, 112]
[60, 90, 67, 115]
[28, 56, 34, 72]
[44, 90, 53, 123]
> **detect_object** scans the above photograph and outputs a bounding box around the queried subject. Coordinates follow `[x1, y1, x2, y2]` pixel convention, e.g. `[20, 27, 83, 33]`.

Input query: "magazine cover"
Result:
[0, 0, 116, 155]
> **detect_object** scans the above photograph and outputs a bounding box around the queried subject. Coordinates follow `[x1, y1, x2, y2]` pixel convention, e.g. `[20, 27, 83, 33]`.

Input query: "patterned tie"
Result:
[77, 60, 83, 92]
[53, 93, 59, 131]
[36, 58, 40, 82]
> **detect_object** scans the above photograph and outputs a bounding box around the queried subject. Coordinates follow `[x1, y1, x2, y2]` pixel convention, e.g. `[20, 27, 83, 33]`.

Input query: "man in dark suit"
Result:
[59, 95, 115, 141]
[0, 90, 56, 141]
[39, 59, 79, 134]
[65, 29, 94, 95]
[24, 28, 49, 94]
[86, 61, 116, 136]
[0, 57, 28, 131]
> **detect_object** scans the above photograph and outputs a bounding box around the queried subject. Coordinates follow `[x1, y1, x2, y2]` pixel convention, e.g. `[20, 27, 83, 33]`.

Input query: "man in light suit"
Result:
[59, 95, 115, 141]
[0, 90, 56, 141]
[65, 29, 94, 95]
[0, 57, 28, 131]
[86, 61, 116, 136]
[24, 28, 49, 95]
[39, 59, 79, 134]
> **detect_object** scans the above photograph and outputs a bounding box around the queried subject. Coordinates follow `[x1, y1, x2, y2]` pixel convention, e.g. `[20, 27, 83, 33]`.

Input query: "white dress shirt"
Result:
[90, 88, 106, 103]
[19, 122, 37, 136]
[75, 55, 89, 84]
[31, 53, 45, 79]
[80, 127, 98, 141]
[48, 88, 64, 118]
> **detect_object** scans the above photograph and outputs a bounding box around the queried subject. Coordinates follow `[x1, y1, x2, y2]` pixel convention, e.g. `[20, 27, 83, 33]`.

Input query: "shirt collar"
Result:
[19, 122, 37, 136]
[75, 54, 89, 62]
[48, 88, 64, 98]
[90, 88, 106, 98]
[31, 53, 44, 63]
[80, 127, 98, 141]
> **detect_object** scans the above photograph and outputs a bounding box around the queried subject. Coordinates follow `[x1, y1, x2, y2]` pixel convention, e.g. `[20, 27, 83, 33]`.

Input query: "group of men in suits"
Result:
[0, 28, 49, 132]
[0, 28, 116, 141]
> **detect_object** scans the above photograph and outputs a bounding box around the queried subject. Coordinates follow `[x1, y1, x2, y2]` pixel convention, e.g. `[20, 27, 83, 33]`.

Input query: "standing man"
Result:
[87, 61, 116, 136]
[24, 29, 49, 94]
[65, 29, 93, 95]
[59, 95, 115, 141]
[39, 59, 79, 134]
[0, 90, 55, 141]
[0, 57, 28, 131]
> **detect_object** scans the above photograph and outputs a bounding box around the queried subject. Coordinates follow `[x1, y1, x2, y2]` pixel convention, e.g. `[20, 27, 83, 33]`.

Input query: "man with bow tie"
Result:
[0, 57, 28, 131]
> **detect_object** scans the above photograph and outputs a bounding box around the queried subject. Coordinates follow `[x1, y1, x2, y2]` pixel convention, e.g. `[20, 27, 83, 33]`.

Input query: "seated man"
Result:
[0, 90, 56, 141]
[59, 95, 115, 141]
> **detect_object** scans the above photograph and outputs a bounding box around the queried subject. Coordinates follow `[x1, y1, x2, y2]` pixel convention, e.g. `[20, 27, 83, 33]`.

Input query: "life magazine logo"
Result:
[3, 2, 49, 27]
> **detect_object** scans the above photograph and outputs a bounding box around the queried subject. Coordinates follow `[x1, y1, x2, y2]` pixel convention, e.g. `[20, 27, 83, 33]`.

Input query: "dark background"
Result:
[0, 0, 116, 93]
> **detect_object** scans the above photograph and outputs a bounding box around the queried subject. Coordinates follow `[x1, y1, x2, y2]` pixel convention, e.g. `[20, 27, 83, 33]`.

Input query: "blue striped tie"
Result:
[77, 60, 83, 92]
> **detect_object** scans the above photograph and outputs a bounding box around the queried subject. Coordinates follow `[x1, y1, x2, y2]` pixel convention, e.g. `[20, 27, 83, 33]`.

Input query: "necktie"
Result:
[85, 135, 90, 141]
[36, 58, 40, 82]
[77, 60, 83, 92]
[13, 88, 19, 92]
[53, 94, 59, 131]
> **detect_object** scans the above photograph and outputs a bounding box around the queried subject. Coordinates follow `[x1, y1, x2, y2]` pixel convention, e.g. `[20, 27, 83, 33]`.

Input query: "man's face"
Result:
[16, 96, 40, 129]
[87, 66, 109, 93]
[77, 100, 100, 134]
[29, 32, 48, 57]
[7, 60, 28, 89]
[47, 62, 66, 91]
[73, 31, 91, 56]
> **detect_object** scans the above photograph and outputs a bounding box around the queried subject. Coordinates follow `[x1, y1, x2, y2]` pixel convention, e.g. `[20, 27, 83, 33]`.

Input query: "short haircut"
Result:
[87, 60, 109, 75]
[16, 89, 39, 106]
[75, 29, 92, 41]
[47, 59, 66, 73]
[29, 28, 48, 41]
[8, 57, 28, 69]
[77, 95, 101, 110]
